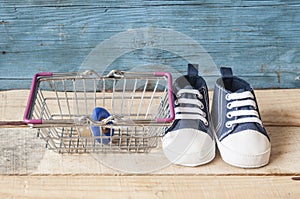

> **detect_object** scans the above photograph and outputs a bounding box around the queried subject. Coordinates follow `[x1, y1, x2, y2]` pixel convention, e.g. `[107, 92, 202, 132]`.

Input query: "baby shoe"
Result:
[162, 64, 215, 166]
[211, 67, 271, 168]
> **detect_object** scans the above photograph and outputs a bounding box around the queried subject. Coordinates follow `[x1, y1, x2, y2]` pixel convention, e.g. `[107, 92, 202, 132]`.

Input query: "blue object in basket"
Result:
[91, 107, 114, 144]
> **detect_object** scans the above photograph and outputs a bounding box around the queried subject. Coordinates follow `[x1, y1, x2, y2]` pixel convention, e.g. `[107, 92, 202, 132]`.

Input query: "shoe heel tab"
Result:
[220, 67, 233, 78]
[188, 64, 199, 77]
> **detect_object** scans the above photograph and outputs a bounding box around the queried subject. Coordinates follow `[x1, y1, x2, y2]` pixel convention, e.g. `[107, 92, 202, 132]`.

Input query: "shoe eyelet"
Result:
[176, 93, 182, 98]
[226, 112, 233, 118]
[197, 94, 203, 100]
[204, 121, 209, 126]
[174, 100, 179, 106]
[225, 94, 231, 101]
[227, 102, 233, 109]
[200, 104, 204, 109]
[225, 122, 232, 128]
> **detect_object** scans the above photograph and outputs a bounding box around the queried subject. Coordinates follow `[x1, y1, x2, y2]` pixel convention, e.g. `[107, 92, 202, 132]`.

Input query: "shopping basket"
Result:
[23, 70, 174, 153]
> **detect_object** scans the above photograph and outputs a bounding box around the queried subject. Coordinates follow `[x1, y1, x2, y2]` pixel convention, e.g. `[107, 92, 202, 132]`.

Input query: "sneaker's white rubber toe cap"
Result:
[217, 130, 271, 168]
[162, 128, 215, 167]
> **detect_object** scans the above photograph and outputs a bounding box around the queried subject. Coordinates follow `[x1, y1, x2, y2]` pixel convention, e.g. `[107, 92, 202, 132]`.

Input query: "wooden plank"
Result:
[0, 90, 29, 121]
[1, 1, 300, 89]
[1, 89, 299, 126]
[0, 128, 45, 175]
[26, 126, 300, 175]
[255, 89, 300, 126]
[0, 89, 299, 175]
[0, 175, 299, 199]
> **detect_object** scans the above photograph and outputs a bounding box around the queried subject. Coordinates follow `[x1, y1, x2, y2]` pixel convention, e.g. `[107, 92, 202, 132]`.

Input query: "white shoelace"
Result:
[225, 91, 262, 128]
[174, 89, 208, 126]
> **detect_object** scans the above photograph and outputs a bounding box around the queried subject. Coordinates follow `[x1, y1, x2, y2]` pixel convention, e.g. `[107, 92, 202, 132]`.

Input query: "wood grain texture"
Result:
[0, 89, 299, 175]
[0, 88, 299, 197]
[1, 1, 300, 89]
[1, 89, 299, 126]
[0, 126, 295, 175]
[0, 176, 299, 199]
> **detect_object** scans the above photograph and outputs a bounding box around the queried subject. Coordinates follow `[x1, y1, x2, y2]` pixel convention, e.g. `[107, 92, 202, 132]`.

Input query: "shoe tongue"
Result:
[178, 89, 198, 100]
[173, 75, 207, 104]
[177, 82, 201, 100]
[235, 88, 246, 93]
[174, 75, 205, 93]
[174, 79, 202, 105]
[182, 84, 193, 90]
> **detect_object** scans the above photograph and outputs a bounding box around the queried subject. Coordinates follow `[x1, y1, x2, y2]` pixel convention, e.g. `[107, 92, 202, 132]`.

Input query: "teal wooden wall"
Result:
[1, 0, 300, 90]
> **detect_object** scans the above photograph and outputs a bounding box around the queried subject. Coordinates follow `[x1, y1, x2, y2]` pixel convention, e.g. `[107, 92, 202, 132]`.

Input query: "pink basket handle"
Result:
[23, 72, 53, 124]
[153, 72, 175, 123]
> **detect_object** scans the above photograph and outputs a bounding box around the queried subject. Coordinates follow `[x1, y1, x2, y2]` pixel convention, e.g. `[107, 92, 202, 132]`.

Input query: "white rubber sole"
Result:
[215, 134, 271, 168]
[162, 128, 215, 167]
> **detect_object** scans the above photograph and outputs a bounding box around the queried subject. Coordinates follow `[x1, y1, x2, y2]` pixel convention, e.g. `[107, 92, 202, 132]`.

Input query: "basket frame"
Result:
[23, 70, 174, 153]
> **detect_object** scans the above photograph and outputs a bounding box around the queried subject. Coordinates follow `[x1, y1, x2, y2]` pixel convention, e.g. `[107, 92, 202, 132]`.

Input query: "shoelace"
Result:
[174, 89, 208, 126]
[225, 91, 262, 128]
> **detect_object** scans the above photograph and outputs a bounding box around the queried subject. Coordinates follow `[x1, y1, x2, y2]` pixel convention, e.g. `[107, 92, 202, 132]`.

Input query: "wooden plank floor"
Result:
[0, 89, 299, 198]
[0, 176, 299, 199]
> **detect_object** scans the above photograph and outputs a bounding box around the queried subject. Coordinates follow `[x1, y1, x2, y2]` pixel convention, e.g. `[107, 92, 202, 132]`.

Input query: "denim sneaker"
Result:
[211, 67, 271, 168]
[162, 64, 215, 166]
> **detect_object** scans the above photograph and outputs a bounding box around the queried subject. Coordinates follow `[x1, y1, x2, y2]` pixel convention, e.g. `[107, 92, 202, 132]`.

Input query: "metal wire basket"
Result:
[23, 70, 174, 153]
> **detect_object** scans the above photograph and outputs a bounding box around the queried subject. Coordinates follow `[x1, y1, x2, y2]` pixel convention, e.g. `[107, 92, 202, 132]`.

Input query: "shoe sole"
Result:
[162, 129, 216, 167]
[215, 135, 271, 168]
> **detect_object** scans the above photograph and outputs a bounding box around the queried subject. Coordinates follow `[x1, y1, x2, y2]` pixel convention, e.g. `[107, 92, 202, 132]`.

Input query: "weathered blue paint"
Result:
[0, 0, 300, 89]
